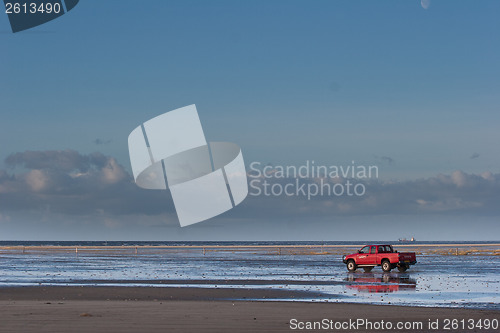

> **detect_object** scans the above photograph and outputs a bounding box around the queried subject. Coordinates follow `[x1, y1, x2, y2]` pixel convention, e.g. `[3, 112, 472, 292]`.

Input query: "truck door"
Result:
[357, 246, 377, 265]
[366, 246, 378, 265]
[375, 245, 384, 265]
[376, 245, 391, 265]
[356, 246, 371, 265]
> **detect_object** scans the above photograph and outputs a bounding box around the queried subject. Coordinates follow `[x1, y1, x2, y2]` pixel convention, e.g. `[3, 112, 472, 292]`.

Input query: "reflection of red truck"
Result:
[345, 274, 417, 293]
[342, 245, 417, 272]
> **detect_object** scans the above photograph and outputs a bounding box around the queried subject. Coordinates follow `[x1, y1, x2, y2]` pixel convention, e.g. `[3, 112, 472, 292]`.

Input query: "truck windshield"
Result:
[359, 246, 370, 253]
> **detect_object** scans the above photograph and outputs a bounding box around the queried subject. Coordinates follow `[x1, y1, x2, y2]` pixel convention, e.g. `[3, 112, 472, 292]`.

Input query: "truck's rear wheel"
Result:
[347, 260, 357, 272]
[363, 267, 373, 273]
[397, 265, 408, 272]
[382, 260, 392, 272]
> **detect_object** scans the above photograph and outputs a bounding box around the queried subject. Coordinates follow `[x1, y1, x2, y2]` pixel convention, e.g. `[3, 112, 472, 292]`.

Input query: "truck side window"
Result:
[370, 246, 376, 254]
[359, 246, 369, 253]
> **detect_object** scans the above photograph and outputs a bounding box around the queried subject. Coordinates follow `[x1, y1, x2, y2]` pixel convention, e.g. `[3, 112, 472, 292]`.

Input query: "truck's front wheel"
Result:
[382, 260, 392, 272]
[347, 260, 357, 272]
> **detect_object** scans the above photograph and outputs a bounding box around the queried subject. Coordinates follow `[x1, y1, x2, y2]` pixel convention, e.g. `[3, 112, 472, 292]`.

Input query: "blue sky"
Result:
[0, 1, 499, 240]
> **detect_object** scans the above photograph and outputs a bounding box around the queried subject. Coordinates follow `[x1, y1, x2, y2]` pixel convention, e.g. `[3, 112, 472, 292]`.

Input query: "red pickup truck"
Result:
[342, 245, 417, 272]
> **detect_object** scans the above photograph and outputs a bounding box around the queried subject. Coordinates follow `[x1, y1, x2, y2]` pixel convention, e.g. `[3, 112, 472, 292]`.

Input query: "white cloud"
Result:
[25, 169, 48, 192]
[451, 170, 467, 187]
[100, 157, 127, 184]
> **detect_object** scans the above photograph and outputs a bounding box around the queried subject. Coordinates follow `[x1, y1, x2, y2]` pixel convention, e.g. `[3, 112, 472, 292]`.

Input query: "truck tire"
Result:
[382, 260, 392, 272]
[347, 260, 357, 272]
[363, 267, 373, 273]
[397, 265, 408, 272]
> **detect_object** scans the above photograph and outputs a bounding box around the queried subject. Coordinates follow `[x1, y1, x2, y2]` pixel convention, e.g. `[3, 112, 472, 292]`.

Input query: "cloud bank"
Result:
[0, 150, 498, 237]
[0, 150, 174, 218]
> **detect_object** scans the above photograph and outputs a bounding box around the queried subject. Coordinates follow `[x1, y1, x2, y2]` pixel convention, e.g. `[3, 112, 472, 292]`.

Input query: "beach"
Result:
[0, 286, 499, 333]
[0, 242, 499, 332]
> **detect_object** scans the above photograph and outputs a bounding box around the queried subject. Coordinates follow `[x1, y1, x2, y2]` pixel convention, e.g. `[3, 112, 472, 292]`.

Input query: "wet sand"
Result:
[0, 287, 498, 332]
